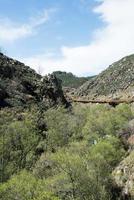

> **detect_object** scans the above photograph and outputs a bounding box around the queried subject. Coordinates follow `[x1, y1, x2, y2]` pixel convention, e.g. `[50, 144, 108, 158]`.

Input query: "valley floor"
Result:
[0, 103, 134, 200]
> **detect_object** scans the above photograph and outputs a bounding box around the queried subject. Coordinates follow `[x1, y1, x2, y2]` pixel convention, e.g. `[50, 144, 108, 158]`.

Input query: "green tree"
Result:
[0, 119, 39, 182]
[0, 170, 60, 200]
[44, 107, 77, 152]
[43, 141, 114, 200]
[82, 104, 133, 140]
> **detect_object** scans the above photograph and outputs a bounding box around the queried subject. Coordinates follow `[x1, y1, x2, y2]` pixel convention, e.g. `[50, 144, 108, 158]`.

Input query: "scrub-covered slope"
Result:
[76, 54, 134, 100]
[53, 71, 94, 88]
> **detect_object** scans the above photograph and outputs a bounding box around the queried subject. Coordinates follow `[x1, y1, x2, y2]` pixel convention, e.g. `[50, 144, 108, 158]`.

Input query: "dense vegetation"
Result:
[53, 71, 94, 88]
[0, 103, 133, 199]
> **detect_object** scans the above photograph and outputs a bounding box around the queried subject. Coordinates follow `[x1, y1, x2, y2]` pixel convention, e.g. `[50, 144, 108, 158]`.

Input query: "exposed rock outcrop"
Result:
[113, 151, 134, 199]
[0, 53, 68, 108]
[40, 74, 68, 108]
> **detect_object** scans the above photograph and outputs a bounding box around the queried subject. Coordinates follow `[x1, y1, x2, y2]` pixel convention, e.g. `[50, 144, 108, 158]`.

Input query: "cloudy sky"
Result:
[0, 0, 134, 76]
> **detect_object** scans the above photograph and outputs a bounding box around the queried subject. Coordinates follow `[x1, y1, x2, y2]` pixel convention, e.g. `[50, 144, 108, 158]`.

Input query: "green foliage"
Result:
[0, 112, 39, 182]
[0, 103, 133, 199]
[33, 137, 125, 200]
[53, 71, 94, 88]
[89, 136, 125, 170]
[0, 170, 59, 200]
[44, 107, 77, 151]
[33, 152, 57, 179]
[46, 143, 109, 199]
[82, 104, 133, 140]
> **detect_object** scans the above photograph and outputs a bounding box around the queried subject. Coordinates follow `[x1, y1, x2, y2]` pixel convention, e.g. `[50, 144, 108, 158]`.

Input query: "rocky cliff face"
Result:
[76, 54, 134, 101]
[113, 151, 134, 199]
[0, 53, 68, 108]
[112, 119, 134, 199]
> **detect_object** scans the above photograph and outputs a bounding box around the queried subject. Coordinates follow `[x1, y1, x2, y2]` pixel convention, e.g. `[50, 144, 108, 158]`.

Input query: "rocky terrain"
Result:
[0, 53, 68, 108]
[113, 150, 134, 199]
[76, 54, 134, 101]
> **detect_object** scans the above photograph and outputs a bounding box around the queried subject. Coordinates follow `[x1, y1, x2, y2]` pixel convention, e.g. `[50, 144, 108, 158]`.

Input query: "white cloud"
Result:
[23, 0, 134, 76]
[0, 8, 55, 43]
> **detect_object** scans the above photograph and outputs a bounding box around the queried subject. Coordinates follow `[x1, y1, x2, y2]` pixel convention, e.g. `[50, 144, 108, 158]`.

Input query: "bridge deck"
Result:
[70, 97, 134, 104]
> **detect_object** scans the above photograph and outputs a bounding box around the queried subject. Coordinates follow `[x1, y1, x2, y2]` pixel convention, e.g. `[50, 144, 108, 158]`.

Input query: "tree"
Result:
[44, 141, 112, 200]
[44, 107, 77, 152]
[0, 170, 60, 200]
[0, 119, 39, 182]
[82, 104, 133, 139]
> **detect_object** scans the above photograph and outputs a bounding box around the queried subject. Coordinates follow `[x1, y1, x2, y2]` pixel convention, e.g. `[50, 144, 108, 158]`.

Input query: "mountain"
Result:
[0, 53, 68, 108]
[76, 54, 134, 100]
[53, 71, 95, 89]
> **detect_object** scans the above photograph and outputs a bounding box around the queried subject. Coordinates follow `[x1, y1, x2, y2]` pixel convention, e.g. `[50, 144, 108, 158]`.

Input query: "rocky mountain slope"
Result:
[76, 54, 134, 100]
[0, 53, 68, 108]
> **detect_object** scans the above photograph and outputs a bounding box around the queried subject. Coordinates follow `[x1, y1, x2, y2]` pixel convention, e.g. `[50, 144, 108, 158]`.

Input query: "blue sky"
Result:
[0, 0, 134, 76]
[0, 0, 100, 57]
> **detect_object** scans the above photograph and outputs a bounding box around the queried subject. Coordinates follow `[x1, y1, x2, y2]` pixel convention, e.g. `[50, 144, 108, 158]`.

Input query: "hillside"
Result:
[53, 71, 94, 89]
[76, 54, 134, 100]
[0, 53, 68, 108]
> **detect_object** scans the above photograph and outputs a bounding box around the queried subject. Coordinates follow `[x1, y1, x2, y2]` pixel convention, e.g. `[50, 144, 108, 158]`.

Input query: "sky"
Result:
[0, 0, 134, 76]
